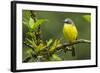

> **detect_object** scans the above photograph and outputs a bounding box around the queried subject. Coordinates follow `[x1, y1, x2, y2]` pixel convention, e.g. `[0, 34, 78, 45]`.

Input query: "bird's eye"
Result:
[64, 18, 73, 24]
[65, 21, 71, 24]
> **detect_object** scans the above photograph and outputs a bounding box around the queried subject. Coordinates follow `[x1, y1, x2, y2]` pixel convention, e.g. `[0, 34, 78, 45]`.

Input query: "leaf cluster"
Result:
[23, 12, 62, 62]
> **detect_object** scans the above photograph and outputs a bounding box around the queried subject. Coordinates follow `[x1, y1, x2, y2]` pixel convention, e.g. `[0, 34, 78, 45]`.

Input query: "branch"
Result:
[52, 39, 91, 54]
[30, 10, 37, 22]
[58, 39, 90, 47]
[30, 10, 41, 45]
[23, 39, 90, 62]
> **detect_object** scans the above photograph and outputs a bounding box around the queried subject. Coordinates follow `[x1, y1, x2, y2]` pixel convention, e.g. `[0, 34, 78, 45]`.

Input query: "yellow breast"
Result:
[63, 24, 78, 42]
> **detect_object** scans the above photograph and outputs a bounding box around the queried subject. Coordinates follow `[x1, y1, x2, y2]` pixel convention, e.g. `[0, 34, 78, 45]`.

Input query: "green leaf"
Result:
[49, 40, 61, 52]
[26, 38, 46, 52]
[29, 17, 34, 28]
[26, 32, 36, 40]
[26, 38, 37, 48]
[23, 10, 31, 28]
[83, 15, 91, 22]
[52, 54, 62, 61]
[32, 19, 45, 30]
[26, 49, 33, 57]
[36, 43, 46, 52]
[46, 39, 53, 47]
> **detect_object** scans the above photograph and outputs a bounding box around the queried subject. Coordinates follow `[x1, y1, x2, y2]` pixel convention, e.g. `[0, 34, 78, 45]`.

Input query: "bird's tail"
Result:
[72, 45, 75, 56]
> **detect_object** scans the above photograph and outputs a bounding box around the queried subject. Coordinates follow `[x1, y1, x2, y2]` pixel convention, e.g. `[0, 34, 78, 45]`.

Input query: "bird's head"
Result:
[64, 18, 74, 24]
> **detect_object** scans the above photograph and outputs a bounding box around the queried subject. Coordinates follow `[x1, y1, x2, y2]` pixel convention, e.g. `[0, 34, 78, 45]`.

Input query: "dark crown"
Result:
[64, 18, 74, 24]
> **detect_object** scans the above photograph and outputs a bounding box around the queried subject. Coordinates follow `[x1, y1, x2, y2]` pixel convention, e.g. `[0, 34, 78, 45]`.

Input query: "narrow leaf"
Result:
[32, 19, 45, 30]
[52, 54, 62, 61]
[37, 43, 46, 52]
[46, 39, 53, 47]
[26, 49, 33, 57]
[26, 38, 37, 48]
[49, 40, 61, 52]
[29, 17, 34, 28]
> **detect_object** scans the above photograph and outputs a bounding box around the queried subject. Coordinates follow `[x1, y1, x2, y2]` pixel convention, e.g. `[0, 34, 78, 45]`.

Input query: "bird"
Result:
[63, 18, 78, 56]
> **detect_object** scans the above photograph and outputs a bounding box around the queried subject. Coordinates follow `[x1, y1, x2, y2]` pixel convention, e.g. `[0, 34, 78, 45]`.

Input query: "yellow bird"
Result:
[63, 18, 78, 56]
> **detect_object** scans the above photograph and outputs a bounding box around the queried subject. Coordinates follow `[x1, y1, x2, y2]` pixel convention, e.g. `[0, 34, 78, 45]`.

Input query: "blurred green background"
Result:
[22, 10, 91, 62]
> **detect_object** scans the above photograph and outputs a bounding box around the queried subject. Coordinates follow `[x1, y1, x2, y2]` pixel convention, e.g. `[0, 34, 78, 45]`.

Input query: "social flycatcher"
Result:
[63, 18, 78, 56]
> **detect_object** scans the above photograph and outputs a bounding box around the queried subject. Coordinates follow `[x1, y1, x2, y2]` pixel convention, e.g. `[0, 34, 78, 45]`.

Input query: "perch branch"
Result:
[58, 39, 90, 47]
[52, 39, 91, 54]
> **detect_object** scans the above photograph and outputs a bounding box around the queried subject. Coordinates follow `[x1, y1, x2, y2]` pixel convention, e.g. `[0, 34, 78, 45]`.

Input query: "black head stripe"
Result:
[64, 18, 74, 24]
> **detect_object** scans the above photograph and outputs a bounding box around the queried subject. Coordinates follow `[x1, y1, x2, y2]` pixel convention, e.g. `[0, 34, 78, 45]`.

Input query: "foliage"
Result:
[22, 10, 91, 62]
[23, 11, 63, 62]
[83, 15, 91, 22]
[29, 17, 46, 31]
